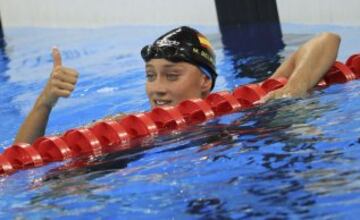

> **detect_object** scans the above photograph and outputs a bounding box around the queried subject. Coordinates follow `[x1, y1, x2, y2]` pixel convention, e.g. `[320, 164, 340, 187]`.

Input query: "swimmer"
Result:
[14, 26, 340, 144]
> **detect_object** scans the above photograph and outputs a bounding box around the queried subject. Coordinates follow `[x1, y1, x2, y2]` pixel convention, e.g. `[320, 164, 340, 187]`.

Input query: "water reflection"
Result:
[27, 97, 340, 218]
[16, 94, 359, 219]
[1, 26, 360, 219]
[219, 23, 285, 86]
[0, 34, 9, 83]
[27, 85, 344, 218]
[0, 33, 24, 147]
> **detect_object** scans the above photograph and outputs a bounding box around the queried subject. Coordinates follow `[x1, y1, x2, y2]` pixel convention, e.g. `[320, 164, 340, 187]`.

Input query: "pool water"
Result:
[1, 24, 360, 219]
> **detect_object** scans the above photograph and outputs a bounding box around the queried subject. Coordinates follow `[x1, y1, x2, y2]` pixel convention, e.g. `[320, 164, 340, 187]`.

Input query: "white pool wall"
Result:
[277, 0, 360, 26]
[0, 0, 359, 28]
[0, 0, 218, 28]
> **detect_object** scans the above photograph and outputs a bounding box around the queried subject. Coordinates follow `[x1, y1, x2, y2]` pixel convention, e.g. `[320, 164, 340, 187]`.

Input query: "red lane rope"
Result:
[1, 54, 359, 175]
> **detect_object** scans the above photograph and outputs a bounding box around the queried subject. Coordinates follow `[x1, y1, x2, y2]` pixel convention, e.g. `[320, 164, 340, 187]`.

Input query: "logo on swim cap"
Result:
[154, 28, 182, 47]
[140, 26, 218, 90]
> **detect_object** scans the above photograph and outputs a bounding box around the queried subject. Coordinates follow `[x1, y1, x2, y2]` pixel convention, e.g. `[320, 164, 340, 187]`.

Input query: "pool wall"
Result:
[0, 0, 218, 28]
[0, 0, 359, 30]
[277, 0, 360, 26]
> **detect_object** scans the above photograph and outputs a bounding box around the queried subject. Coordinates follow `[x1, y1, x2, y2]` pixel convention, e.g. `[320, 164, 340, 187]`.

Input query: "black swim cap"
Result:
[141, 26, 217, 90]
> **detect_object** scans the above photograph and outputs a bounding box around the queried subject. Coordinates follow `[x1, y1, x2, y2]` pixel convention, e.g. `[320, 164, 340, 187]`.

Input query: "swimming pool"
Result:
[1, 24, 360, 219]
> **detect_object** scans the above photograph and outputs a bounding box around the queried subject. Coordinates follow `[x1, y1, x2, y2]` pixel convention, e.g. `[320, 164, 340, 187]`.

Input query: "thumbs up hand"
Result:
[38, 47, 79, 109]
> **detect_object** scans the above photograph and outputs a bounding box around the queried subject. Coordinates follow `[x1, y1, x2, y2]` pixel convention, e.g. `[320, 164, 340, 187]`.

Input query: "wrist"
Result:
[282, 80, 308, 97]
[34, 94, 56, 112]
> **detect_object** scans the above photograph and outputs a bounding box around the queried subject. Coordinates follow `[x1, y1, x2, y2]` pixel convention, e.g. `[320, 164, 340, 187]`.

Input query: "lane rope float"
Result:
[1, 53, 359, 175]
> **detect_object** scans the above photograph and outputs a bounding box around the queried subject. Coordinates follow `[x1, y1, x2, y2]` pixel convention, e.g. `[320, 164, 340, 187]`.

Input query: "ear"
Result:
[200, 74, 212, 94]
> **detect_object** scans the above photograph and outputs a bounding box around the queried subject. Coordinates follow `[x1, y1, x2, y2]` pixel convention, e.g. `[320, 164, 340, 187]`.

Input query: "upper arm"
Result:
[270, 32, 340, 80]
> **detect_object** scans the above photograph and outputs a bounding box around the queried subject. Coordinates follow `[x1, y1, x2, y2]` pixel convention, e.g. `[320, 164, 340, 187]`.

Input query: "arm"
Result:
[263, 32, 341, 100]
[103, 113, 126, 121]
[14, 48, 79, 144]
[84, 113, 126, 128]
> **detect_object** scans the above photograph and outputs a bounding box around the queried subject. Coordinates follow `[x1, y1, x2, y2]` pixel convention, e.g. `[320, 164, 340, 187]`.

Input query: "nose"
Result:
[148, 76, 168, 97]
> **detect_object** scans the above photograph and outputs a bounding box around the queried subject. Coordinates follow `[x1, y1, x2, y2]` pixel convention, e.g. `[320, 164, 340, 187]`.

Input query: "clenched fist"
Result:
[38, 47, 79, 109]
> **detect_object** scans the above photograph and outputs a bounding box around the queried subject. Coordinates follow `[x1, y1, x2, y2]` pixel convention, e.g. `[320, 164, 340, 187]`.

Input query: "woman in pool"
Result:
[14, 26, 341, 144]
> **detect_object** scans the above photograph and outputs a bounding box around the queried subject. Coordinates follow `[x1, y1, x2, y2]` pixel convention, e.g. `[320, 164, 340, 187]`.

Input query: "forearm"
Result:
[286, 33, 341, 93]
[14, 48, 79, 144]
[270, 52, 296, 79]
[261, 32, 341, 101]
[14, 98, 52, 144]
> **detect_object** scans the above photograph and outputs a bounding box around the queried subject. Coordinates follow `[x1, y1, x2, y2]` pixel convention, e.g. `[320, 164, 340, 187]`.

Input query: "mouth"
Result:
[153, 99, 172, 107]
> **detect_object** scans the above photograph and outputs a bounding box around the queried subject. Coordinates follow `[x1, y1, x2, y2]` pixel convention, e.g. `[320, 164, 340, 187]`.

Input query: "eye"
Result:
[166, 73, 179, 81]
[146, 71, 156, 82]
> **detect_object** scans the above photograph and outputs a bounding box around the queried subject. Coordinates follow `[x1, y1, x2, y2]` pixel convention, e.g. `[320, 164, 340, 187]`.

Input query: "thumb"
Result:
[255, 92, 274, 104]
[52, 47, 62, 68]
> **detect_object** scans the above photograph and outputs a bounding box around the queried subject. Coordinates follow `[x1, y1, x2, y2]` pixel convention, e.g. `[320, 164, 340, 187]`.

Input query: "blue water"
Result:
[1, 24, 360, 219]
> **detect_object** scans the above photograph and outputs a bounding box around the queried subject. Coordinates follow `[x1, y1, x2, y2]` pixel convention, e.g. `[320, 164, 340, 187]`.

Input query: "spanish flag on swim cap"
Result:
[143, 26, 218, 90]
[198, 33, 213, 51]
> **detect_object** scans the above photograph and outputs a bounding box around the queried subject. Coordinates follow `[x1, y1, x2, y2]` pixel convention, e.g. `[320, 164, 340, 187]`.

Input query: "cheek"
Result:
[172, 78, 202, 100]
[145, 82, 151, 97]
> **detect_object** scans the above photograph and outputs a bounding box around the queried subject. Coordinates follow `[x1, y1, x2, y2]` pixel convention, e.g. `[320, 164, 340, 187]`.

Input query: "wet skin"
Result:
[145, 59, 212, 108]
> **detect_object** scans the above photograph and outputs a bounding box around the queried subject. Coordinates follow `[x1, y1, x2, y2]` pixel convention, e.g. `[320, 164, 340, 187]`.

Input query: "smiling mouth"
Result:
[153, 99, 172, 106]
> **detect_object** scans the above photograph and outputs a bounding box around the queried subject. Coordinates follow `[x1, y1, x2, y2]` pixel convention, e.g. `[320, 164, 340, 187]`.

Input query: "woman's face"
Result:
[145, 59, 212, 108]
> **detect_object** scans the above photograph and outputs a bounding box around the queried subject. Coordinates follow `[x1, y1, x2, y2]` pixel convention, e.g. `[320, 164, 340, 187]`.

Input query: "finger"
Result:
[256, 93, 273, 104]
[267, 90, 290, 100]
[53, 80, 75, 92]
[53, 88, 71, 98]
[52, 70, 78, 84]
[52, 47, 62, 68]
[60, 67, 79, 78]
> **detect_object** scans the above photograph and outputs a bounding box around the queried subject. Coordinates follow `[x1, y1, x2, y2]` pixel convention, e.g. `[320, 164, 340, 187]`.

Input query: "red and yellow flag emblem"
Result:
[198, 34, 213, 50]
